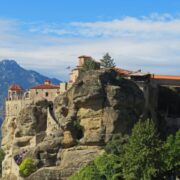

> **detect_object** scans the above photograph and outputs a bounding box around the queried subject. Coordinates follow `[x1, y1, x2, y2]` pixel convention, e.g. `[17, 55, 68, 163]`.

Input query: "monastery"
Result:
[4, 56, 100, 118]
[4, 55, 180, 119]
[2, 55, 180, 179]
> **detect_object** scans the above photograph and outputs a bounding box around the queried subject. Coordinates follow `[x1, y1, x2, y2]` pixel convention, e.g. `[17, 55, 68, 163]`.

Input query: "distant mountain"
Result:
[0, 59, 61, 123]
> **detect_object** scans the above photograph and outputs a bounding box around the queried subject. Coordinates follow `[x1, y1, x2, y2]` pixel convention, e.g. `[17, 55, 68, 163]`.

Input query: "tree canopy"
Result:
[70, 120, 180, 180]
[163, 130, 180, 178]
[122, 119, 163, 180]
[82, 58, 100, 71]
[100, 53, 116, 68]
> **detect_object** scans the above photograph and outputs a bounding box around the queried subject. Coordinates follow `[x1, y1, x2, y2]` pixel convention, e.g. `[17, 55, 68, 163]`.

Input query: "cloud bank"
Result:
[0, 14, 180, 80]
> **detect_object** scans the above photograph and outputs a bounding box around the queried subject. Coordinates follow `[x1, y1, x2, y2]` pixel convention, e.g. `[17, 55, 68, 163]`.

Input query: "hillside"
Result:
[0, 59, 61, 122]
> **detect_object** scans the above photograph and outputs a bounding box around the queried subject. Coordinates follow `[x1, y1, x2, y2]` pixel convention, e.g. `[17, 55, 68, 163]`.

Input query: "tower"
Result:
[8, 84, 24, 100]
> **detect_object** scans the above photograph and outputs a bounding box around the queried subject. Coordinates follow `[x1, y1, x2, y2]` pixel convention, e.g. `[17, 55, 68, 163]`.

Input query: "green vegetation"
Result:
[19, 157, 37, 177]
[105, 133, 129, 156]
[100, 53, 116, 68]
[94, 153, 122, 180]
[163, 130, 180, 179]
[69, 162, 101, 180]
[122, 119, 163, 179]
[70, 153, 122, 180]
[70, 120, 180, 180]
[0, 149, 5, 175]
[82, 57, 100, 71]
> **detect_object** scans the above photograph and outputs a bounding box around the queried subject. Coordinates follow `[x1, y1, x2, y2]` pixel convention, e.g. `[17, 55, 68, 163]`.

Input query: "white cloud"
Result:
[0, 14, 180, 80]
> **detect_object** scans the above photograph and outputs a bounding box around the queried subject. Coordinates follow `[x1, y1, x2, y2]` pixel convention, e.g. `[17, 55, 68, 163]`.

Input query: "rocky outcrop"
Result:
[1, 69, 145, 179]
[54, 69, 145, 145]
[1, 99, 49, 179]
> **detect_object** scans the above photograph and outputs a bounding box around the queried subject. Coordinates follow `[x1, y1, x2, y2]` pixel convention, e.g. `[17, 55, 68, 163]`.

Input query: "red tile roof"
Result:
[9, 84, 23, 92]
[151, 74, 180, 80]
[113, 67, 132, 75]
[30, 84, 59, 90]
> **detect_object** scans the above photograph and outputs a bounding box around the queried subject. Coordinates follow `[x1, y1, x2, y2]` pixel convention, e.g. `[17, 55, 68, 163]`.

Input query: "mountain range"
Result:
[0, 59, 61, 123]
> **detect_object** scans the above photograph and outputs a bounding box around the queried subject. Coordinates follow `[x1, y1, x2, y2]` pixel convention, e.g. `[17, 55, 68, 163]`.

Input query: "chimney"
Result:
[44, 80, 51, 85]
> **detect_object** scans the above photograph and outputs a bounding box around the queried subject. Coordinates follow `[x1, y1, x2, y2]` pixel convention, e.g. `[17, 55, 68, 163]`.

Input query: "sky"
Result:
[0, 0, 180, 80]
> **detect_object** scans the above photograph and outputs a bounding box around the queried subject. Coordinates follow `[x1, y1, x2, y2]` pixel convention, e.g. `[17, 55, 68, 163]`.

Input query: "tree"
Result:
[94, 153, 123, 180]
[69, 162, 102, 180]
[122, 119, 163, 180]
[82, 58, 100, 71]
[70, 153, 123, 180]
[100, 53, 116, 68]
[19, 157, 37, 177]
[105, 133, 129, 156]
[163, 130, 180, 178]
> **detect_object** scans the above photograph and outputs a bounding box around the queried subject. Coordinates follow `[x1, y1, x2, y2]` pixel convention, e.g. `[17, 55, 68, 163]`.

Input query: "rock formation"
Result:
[1, 69, 145, 180]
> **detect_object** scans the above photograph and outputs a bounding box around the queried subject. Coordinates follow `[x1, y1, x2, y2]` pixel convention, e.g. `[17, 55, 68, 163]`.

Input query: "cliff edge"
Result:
[1, 69, 145, 180]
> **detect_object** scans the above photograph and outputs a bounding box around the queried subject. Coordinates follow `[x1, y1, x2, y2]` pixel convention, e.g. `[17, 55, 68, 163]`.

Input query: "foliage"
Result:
[94, 153, 122, 180]
[100, 53, 116, 68]
[163, 130, 180, 177]
[0, 149, 5, 174]
[69, 162, 102, 180]
[70, 120, 180, 180]
[82, 58, 100, 71]
[122, 119, 163, 180]
[19, 157, 37, 177]
[105, 133, 129, 156]
[70, 153, 123, 180]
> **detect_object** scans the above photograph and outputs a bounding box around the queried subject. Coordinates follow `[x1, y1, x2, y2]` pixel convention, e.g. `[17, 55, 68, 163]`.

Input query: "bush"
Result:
[82, 58, 100, 71]
[19, 157, 37, 177]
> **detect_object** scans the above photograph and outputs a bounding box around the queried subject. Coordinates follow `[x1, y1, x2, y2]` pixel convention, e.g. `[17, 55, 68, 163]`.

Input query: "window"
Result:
[45, 92, 49, 97]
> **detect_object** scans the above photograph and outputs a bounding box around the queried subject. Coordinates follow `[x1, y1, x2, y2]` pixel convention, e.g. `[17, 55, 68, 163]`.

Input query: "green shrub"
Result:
[19, 157, 37, 177]
[82, 58, 100, 71]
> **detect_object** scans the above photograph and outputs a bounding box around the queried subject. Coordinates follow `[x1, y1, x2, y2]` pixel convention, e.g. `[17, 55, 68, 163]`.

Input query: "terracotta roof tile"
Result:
[9, 84, 23, 92]
[151, 74, 180, 80]
[113, 67, 132, 75]
[30, 84, 59, 90]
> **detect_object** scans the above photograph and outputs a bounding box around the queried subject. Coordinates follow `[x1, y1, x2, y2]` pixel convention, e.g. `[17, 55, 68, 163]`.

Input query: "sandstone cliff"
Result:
[1, 69, 145, 180]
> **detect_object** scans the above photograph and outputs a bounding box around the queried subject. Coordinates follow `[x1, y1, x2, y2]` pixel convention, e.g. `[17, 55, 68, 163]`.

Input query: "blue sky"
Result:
[1, 0, 180, 22]
[0, 0, 180, 80]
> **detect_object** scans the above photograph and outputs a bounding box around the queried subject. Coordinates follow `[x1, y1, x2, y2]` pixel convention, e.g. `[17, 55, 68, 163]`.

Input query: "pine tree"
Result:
[163, 130, 180, 178]
[100, 53, 116, 68]
[122, 119, 163, 180]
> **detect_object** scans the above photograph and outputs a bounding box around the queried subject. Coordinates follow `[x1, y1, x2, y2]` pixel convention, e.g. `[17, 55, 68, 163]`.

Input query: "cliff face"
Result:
[1, 69, 145, 180]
